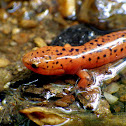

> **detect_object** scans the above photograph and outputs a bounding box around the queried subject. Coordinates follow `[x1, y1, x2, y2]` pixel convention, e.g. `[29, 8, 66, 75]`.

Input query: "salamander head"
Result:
[22, 47, 65, 75]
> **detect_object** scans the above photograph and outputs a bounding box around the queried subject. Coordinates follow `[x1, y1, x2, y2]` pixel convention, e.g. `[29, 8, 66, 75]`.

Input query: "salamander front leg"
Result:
[76, 70, 92, 88]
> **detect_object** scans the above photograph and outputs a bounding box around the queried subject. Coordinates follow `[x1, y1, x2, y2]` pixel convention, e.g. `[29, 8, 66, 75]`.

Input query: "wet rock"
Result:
[43, 83, 73, 99]
[78, 0, 126, 30]
[51, 24, 110, 46]
[94, 99, 111, 117]
[77, 87, 100, 110]
[22, 85, 44, 96]
[112, 101, 125, 113]
[55, 95, 75, 107]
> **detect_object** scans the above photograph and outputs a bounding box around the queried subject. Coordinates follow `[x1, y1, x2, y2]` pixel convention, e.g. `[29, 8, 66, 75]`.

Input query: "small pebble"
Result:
[104, 82, 120, 94]
[0, 69, 12, 91]
[12, 33, 30, 44]
[104, 92, 118, 104]
[120, 94, 126, 102]
[9, 41, 17, 46]
[0, 58, 10, 67]
[12, 28, 20, 34]
[4, 82, 11, 89]
[0, 106, 4, 110]
[34, 37, 47, 47]
[19, 19, 38, 28]
[1, 24, 12, 34]
[36, 10, 49, 21]
[32, 47, 39, 51]
[2, 99, 6, 105]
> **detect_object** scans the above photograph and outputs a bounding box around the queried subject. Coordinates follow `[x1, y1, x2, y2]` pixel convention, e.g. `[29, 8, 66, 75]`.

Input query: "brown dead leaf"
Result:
[20, 107, 67, 125]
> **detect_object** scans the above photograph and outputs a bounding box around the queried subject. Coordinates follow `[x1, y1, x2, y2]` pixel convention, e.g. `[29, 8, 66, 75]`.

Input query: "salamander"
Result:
[22, 30, 126, 88]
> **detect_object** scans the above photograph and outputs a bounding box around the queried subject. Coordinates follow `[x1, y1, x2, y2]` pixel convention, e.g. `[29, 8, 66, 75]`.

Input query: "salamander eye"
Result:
[31, 63, 38, 68]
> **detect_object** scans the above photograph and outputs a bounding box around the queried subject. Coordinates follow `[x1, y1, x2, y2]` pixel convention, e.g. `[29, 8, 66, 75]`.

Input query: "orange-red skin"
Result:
[23, 30, 126, 87]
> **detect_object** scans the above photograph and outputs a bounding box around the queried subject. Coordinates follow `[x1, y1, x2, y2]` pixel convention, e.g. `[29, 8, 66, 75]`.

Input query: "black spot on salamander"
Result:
[82, 56, 85, 59]
[102, 39, 105, 42]
[84, 47, 87, 50]
[57, 53, 62, 55]
[52, 62, 55, 64]
[42, 51, 44, 53]
[90, 42, 94, 45]
[121, 48, 123, 52]
[60, 64, 63, 68]
[114, 49, 117, 53]
[97, 44, 102, 46]
[97, 56, 100, 59]
[94, 39, 98, 42]
[70, 60, 72, 62]
[109, 48, 112, 51]
[69, 48, 74, 52]
[107, 35, 111, 37]
[103, 54, 106, 57]
[47, 66, 49, 68]
[88, 58, 91, 61]
[56, 50, 59, 52]
[36, 52, 39, 54]
[52, 66, 54, 68]
[56, 61, 59, 64]
[110, 52, 112, 55]
[122, 34, 125, 37]
[65, 58, 68, 59]
[75, 49, 79, 52]
[62, 48, 66, 51]
[46, 62, 48, 64]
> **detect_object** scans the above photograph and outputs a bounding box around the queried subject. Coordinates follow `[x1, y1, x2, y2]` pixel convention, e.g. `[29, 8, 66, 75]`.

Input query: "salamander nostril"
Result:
[31, 64, 38, 68]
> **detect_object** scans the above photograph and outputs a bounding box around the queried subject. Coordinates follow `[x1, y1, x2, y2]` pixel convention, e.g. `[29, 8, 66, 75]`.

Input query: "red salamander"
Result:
[23, 30, 126, 88]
